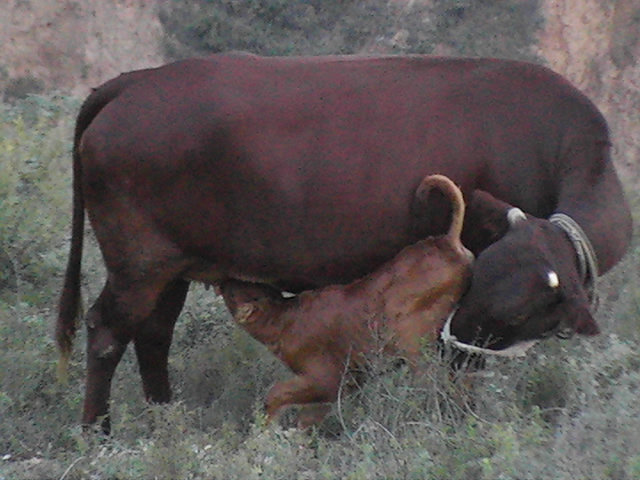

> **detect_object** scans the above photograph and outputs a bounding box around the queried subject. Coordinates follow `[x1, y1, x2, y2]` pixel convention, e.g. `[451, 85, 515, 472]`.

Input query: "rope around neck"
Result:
[549, 212, 599, 309]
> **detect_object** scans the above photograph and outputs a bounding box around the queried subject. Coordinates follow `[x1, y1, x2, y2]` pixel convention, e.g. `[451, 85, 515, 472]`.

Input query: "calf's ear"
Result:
[235, 304, 256, 324]
[462, 189, 513, 254]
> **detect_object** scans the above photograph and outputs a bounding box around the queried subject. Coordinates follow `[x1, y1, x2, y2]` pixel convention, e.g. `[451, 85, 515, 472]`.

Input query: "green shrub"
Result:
[159, 0, 541, 60]
[0, 95, 80, 306]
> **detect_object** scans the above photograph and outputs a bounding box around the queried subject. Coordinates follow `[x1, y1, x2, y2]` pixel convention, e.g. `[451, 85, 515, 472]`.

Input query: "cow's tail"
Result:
[417, 174, 466, 246]
[56, 130, 84, 383]
[55, 74, 140, 383]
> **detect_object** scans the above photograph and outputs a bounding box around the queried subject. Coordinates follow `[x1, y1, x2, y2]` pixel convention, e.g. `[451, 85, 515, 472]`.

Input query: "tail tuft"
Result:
[56, 350, 71, 385]
[55, 290, 82, 384]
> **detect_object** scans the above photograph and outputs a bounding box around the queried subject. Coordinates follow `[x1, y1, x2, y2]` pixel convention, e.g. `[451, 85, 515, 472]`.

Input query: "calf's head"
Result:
[444, 190, 599, 356]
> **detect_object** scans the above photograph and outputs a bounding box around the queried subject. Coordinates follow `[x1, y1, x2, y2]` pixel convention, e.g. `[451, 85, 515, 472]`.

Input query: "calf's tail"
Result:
[416, 174, 466, 245]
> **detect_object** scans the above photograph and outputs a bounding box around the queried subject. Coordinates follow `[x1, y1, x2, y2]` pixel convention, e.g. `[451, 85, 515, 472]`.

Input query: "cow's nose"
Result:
[539, 329, 554, 339]
[556, 328, 574, 339]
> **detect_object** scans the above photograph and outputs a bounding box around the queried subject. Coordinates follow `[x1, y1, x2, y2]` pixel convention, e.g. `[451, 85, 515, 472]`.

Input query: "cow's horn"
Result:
[507, 207, 526, 226]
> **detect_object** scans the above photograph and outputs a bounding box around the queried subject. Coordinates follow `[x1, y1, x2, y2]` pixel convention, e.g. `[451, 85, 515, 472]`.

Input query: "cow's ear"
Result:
[462, 190, 513, 254]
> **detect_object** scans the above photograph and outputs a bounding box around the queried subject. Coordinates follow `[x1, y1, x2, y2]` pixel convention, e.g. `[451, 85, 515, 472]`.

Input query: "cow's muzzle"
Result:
[440, 307, 538, 358]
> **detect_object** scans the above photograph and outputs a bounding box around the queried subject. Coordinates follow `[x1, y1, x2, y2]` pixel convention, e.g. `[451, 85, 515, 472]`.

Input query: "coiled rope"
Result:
[549, 212, 599, 309]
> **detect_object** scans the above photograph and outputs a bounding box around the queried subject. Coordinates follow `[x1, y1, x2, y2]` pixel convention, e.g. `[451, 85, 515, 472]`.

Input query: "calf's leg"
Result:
[266, 370, 341, 428]
[296, 404, 334, 429]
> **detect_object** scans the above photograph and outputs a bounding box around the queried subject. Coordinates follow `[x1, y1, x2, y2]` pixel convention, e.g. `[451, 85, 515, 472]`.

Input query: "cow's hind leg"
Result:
[133, 279, 189, 405]
[82, 283, 132, 433]
[82, 271, 187, 434]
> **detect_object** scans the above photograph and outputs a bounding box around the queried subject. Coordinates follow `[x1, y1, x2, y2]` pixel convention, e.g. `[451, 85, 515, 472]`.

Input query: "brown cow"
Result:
[56, 54, 632, 433]
[220, 174, 473, 427]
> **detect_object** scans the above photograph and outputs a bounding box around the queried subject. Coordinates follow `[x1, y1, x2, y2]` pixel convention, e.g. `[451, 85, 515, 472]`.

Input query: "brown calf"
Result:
[220, 174, 473, 427]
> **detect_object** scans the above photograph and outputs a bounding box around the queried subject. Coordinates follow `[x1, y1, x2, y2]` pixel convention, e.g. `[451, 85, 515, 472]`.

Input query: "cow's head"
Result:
[443, 190, 600, 357]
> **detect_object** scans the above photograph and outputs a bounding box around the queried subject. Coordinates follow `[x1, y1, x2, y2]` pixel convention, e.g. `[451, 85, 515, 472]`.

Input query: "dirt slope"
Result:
[538, 0, 640, 182]
[0, 0, 163, 98]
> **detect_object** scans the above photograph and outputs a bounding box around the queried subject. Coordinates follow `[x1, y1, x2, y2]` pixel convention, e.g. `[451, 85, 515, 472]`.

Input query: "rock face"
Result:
[537, 0, 640, 182]
[0, 0, 163, 98]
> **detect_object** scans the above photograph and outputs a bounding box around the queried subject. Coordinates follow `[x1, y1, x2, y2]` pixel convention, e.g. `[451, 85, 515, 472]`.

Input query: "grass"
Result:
[1, 95, 639, 480]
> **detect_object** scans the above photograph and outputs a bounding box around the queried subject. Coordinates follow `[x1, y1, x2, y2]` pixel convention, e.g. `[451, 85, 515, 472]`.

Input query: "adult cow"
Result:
[57, 54, 632, 432]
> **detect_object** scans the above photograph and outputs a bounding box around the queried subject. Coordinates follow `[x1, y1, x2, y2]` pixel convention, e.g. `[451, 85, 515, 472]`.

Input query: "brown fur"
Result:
[220, 175, 473, 427]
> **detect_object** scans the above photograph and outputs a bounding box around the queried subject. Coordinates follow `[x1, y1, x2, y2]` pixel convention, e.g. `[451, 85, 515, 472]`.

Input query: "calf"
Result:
[220, 175, 473, 427]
